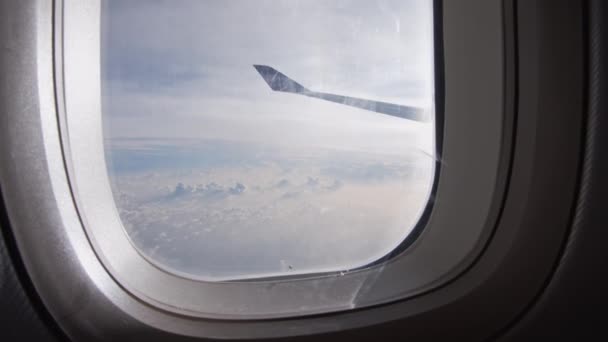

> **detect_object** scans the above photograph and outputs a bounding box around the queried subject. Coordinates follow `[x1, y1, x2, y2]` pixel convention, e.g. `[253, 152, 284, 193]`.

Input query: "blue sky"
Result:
[101, 0, 436, 280]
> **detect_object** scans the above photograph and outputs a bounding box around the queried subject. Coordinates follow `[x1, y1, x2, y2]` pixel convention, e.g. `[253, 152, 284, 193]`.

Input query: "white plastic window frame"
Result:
[55, 0, 506, 320]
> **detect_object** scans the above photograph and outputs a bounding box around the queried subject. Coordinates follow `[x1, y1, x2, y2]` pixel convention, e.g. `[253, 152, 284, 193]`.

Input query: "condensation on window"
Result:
[101, 0, 436, 281]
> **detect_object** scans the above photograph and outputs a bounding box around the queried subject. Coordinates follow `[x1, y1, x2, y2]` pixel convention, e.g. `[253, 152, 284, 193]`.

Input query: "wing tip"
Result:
[253, 64, 279, 90]
[253, 64, 273, 73]
[253, 64, 308, 93]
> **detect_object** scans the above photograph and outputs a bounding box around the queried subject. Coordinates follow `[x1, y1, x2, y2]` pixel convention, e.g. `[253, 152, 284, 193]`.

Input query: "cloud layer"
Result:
[108, 139, 433, 280]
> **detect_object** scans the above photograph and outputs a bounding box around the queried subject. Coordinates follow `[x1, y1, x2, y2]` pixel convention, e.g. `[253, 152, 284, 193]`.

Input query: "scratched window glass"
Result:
[101, 0, 436, 281]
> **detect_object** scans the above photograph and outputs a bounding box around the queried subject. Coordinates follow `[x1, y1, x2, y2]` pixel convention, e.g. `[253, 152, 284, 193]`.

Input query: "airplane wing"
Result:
[253, 65, 428, 122]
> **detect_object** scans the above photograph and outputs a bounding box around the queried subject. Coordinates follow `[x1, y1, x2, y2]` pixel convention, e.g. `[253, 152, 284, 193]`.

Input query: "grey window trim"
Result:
[55, 0, 504, 320]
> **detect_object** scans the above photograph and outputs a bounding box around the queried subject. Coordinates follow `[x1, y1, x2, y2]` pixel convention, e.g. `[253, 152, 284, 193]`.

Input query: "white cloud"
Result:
[107, 139, 434, 279]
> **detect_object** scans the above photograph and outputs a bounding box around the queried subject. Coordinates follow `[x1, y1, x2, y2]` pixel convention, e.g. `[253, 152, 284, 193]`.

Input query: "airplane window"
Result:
[101, 0, 436, 281]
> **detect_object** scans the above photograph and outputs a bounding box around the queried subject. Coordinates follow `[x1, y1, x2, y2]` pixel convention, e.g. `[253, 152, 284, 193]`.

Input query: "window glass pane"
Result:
[101, 0, 436, 281]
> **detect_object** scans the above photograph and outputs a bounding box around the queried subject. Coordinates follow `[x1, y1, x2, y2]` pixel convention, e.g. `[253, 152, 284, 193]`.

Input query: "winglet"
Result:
[253, 65, 309, 94]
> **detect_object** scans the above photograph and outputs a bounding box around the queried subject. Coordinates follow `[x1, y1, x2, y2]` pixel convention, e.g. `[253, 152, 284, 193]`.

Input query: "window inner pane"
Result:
[101, 0, 436, 281]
